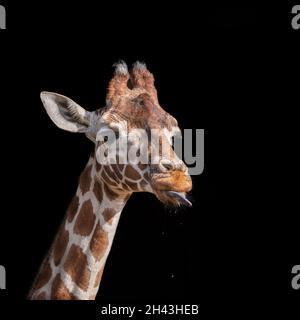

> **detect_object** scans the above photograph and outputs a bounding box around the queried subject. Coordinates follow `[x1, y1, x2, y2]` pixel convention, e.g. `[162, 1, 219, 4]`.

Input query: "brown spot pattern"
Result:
[53, 228, 69, 266]
[110, 164, 123, 180]
[95, 161, 102, 172]
[63, 244, 91, 291]
[121, 183, 130, 191]
[34, 261, 52, 290]
[89, 222, 109, 261]
[51, 274, 77, 300]
[67, 196, 79, 223]
[117, 164, 124, 172]
[104, 165, 119, 182]
[124, 179, 138, 190]
[103, 183, 119, 200]
[93, 181, 103, 203]
[102, 208, 117, 224]
[79, 165, 92, 195]
[108, 179, 119, 187]
[125, 165, 141, 180]
[140, 179, 148, 188]
[101, 169, 112, 185]
[74, 200, 95, 236]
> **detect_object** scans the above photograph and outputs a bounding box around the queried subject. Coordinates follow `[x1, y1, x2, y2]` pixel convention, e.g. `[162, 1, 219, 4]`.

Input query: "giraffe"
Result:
[28, 61, 193, 300]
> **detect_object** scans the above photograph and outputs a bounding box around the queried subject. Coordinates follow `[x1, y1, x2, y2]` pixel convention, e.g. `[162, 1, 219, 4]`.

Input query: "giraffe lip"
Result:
[164, 191, 192, 207]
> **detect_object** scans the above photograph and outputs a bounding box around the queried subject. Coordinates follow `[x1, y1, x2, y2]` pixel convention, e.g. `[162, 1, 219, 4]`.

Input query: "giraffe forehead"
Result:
[97, 121, 180, 141]
[99, 109, 177, 132]
[99, 88, 176, 128]
[125, 87, 147, 99]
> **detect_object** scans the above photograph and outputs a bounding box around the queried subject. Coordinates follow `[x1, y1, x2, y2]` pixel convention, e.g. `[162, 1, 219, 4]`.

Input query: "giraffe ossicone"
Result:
[29, 61, 193, 300]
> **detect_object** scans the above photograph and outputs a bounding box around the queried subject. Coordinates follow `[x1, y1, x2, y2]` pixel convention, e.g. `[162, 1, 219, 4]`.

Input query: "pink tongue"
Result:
[165, 191, 192, 207]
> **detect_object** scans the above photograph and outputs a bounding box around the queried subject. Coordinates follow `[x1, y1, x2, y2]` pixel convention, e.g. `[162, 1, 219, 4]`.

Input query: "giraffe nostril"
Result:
[160, 160, 175, 172]
[164, 163, 173, 171]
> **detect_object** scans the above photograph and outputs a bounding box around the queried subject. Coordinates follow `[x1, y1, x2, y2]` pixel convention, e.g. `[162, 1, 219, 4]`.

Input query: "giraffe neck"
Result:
[29, 155, 131, 300]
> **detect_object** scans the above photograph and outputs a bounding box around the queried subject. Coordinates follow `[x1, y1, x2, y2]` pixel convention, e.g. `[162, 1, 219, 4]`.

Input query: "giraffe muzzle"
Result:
[150, 170, 192, 193]
[151, 170, 192, 207]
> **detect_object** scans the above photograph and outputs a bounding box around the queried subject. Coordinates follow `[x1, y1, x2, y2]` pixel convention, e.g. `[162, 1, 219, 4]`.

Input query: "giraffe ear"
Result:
[40, 92, 93, 133]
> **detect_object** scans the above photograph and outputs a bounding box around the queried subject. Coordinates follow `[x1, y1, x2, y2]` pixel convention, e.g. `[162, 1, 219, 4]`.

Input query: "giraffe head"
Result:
[41, 61, 192, 206]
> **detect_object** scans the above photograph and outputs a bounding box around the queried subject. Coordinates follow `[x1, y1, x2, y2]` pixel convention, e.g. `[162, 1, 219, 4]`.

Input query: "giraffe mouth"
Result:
[164, 191, 192, 207]
[155, 190, 192, 207]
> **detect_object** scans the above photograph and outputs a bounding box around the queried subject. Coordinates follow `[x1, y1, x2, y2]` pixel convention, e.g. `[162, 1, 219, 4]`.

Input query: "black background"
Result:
[0, 1, 298, 318]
